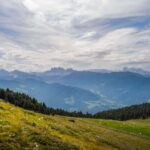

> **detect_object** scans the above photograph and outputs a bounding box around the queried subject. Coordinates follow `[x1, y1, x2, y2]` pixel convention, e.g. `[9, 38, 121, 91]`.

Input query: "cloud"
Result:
[0, 0, 150, 71]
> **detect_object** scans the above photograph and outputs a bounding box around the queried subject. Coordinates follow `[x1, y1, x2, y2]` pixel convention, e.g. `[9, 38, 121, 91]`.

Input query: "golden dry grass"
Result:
[0, 100, 150, 150]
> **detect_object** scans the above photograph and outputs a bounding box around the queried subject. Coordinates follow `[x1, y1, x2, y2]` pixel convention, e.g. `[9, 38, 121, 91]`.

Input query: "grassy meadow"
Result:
[0, 100, 150, 150]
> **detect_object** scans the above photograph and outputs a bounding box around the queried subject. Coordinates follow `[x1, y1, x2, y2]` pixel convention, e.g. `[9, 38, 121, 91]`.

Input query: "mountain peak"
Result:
[43, 67, 75, 76]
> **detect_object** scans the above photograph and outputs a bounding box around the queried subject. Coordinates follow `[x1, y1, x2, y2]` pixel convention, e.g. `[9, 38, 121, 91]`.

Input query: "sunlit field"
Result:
[0, 101, 150, 150]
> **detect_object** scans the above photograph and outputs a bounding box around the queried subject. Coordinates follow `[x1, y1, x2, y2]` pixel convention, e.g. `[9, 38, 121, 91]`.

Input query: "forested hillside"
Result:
[0, 88, 150, 121]
[0, 88, 91, 118]
[95, 103, 150, 120]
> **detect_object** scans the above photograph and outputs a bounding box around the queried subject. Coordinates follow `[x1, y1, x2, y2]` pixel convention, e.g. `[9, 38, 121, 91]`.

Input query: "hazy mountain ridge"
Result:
[0, 67, 150, 113]
[0, 78, 102, 113]
[123, 67, 150, 77]
[59, 71, 150, 104]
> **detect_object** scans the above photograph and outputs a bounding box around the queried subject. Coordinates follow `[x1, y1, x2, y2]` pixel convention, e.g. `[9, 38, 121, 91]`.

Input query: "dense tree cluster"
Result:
[0, 88, 150, 120]
[0, 88, 92, 118]
[95, 103, 150, 121]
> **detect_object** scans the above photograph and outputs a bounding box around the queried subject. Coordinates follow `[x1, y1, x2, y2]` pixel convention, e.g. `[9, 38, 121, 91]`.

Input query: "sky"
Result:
[0, 0, 150, 72]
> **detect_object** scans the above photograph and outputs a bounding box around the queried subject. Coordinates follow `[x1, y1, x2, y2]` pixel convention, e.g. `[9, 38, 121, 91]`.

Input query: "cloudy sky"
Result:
[0, 0, 150, 72]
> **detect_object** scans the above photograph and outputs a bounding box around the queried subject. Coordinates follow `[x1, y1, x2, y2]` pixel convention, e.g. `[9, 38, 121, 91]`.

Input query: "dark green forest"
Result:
[95, 103, 150, 120]
[0, 88, 150, 120]
[0, 88, 91, 118]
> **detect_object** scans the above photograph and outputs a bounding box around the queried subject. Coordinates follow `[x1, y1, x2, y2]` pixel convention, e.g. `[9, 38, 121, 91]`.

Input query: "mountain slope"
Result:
[95, 103, 150, 120]
[0, 101, 150, 150]
[0, 79, 101, 112]
[59, 71, 150, 106]
[1, 88, 150, 120]
[1, 69, 150, 112]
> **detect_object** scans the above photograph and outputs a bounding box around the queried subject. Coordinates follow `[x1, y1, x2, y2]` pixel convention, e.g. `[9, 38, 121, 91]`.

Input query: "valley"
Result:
[0, 68, 150, 113]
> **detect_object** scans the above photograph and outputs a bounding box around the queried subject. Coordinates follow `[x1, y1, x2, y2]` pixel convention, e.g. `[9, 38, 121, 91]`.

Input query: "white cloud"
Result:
[23, 0, 39, 12]
[0, 0, 150, 71]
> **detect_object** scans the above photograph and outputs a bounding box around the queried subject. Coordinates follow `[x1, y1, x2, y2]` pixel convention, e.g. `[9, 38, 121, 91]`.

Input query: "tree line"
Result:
[94, 103, 150, 120]
[0, 88, 150, 120]
[0, 88, 92, 118]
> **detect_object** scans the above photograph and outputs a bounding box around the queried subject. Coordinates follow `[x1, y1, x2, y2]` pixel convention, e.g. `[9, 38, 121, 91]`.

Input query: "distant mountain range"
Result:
[123, 67, 150, 77]
[0, 67, 150, 113]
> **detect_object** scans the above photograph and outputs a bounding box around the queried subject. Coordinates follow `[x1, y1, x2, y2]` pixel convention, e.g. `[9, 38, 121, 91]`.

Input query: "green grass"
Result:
[0, 100, 150, 150]
[81, 118, 150, 138]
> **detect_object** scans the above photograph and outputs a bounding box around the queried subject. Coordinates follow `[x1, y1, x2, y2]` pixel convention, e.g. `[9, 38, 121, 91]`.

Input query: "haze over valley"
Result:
[0, 67, 150, 113]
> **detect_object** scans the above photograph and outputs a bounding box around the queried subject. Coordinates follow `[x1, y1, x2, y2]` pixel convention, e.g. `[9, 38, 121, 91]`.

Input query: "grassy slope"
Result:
[82, 118, 150, 138]
[0, 101, 150, 150]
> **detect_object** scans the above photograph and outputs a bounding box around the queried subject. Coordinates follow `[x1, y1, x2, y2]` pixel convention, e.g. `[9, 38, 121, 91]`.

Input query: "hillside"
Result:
[95, 103, 150, 120]
[0, 88, 91, 118]
[0, 101, 150, 150]
[0, 88, 150, 120]
[1, 69, 150, 113]
[0, 79, 101, 113]
[60, 71, 150, 106]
